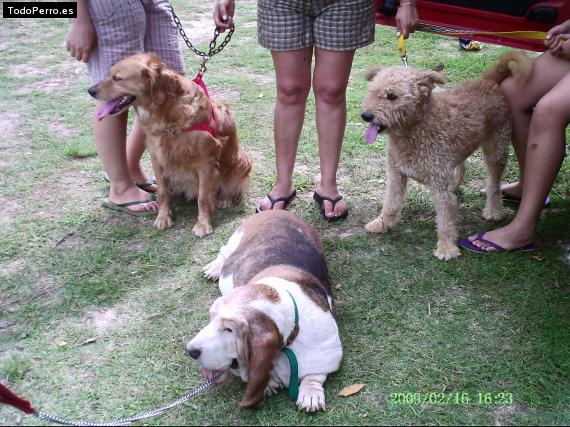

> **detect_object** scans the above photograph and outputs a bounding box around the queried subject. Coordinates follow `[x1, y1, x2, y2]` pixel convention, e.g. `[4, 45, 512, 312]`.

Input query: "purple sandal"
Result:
[458, 231, 535, 254]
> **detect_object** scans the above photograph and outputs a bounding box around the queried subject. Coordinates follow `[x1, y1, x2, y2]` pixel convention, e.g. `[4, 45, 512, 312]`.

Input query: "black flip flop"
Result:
[313, 191, 348, 222]
[255, 189, 297, 213]
[103, 171, 157, 194]
[135, 176, 157, 193]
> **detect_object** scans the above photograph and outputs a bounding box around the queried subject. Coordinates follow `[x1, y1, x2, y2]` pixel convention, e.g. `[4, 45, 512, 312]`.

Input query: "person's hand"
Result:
[65, 18, 96, 62]
[214, 0, 235, 33]
[545, 20, 570, 59]
[396, 1, 419, 38]
[548, 38, 570, 59]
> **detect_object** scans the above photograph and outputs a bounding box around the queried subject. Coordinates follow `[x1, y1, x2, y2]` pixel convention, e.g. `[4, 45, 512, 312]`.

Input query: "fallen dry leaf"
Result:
[338, 383, 365, 397]
[82, 337, 98, 346]
[55, 340, 67, 348]
[531, 255, 544, 262]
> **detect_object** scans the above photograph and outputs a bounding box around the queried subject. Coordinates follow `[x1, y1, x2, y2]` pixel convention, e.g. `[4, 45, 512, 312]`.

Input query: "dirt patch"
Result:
[0, 111, 25, 145]
[209, 86, 241, 103]
[28, 169, 96, 222]
[87, 308, 119, 333]
[17, 60, 88, 95]
[492, 403, 527, 425]
[183, 16, 218, 43]
[0, 258, 25, 279]
[0, 193, 22, 227]
[48, 118, 76, 139]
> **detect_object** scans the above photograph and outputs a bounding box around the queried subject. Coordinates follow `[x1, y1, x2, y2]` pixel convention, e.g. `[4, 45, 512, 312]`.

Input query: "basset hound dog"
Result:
[186, 210, 343, 411]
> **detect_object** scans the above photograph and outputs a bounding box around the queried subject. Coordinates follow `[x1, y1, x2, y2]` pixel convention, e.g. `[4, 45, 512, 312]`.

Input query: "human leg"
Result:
[87, 0, 157, 212]
[125, 0, 185, 192]
[463, 64, 570, 252]
[311, 48, 354, 218]
[257, 48, 312, 211]
[93, 107, 158, 213]
[124, 118, 157, 191]
[499, 51, 570, 198]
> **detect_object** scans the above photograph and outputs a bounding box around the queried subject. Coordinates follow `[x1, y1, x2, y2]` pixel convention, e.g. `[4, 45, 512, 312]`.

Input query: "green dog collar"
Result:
[282, 290, 300, 400]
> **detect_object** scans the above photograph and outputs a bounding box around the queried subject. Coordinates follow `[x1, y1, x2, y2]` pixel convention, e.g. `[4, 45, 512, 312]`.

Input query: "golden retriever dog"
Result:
[88, 53, 252, 237]
[361, 51, 532, 260]
[186, 210, 343, 411]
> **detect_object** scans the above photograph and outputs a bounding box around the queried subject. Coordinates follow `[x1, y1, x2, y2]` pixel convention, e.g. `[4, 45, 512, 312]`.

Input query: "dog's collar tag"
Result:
[281, 290, 300, 401]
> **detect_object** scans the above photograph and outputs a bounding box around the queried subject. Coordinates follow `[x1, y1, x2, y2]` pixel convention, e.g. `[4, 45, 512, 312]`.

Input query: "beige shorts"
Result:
[87, 0, 184, 84]
[257, 0, 375, 51]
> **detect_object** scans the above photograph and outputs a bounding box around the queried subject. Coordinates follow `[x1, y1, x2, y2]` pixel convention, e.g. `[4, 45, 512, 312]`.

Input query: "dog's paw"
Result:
[202, 257, 223, 280]
[193, 222, 213, 238]
[365, 217, 389, 233]
[297, 384, 326, 412]
[482, 208, 504, 221]
[433, 244, 461, 261]
[154, 215, 174, 230]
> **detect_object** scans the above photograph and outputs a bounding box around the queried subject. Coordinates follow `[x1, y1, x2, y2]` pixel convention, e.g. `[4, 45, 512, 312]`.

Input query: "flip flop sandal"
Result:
[255, 189, 297, 213]
[136, 176, 157, 193]
[313, 191, 348, 222]
[457, 231, 535, 254]
[102, 195, 158, 217]
[103, 172, 158, 193]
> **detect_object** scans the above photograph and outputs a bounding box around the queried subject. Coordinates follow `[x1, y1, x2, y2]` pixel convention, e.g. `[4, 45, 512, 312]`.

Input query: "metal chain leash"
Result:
[170, 5, 234, 75]
[33, 373, 221, 426]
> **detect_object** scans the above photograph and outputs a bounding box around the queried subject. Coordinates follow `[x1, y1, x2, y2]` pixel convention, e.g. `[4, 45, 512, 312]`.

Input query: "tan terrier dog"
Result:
[361, 52, 532, 260]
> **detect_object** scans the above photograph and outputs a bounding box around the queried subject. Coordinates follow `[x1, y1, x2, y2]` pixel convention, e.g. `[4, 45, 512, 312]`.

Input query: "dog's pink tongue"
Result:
[201, 368, 215, 380]
[365, 123, 379, 144]
[96, 98, 122, 121]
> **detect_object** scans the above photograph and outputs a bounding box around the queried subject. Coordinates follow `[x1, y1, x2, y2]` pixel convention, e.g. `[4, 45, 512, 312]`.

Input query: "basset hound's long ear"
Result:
[239, 311, 282, 408]
[221, 314, 250, 368]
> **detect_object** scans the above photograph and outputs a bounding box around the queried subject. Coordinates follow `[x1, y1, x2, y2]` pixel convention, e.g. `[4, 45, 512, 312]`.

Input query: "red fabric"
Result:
[0, 383, 35, 414]
[185, 73, 217, 137]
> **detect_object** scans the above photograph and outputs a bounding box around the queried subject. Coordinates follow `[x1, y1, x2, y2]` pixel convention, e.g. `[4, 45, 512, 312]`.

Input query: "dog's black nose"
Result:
[187, 348, 201, 360]
[87, 85, 97, 98]
[361, 111, 374, 122]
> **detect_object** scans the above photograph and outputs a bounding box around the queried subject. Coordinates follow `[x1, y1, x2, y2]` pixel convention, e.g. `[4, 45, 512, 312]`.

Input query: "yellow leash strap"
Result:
[416, 23, 548, 40]
[397, 24, 549, 66]
[398, 34, 409, 67]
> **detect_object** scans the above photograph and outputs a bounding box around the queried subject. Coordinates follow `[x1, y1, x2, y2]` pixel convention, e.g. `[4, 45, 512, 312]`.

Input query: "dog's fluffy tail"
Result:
[484, 51, 533, 86]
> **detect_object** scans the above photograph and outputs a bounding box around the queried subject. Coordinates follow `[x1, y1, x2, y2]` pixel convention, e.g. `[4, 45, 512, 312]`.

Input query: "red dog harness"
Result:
[185, 73, 217, 138]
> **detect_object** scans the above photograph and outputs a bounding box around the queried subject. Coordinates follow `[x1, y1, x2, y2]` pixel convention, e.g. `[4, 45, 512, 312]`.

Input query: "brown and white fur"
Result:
[88, 53, 252, 237]
[186, 210, 342, 411]
[361, 51, 532, 260]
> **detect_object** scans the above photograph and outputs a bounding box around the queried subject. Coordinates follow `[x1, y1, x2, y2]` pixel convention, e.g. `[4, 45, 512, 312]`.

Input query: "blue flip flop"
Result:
[458, 231, 535, 254]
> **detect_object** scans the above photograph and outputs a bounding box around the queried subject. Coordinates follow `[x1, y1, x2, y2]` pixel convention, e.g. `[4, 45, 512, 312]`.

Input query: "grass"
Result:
[1, 0, 569, 425]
